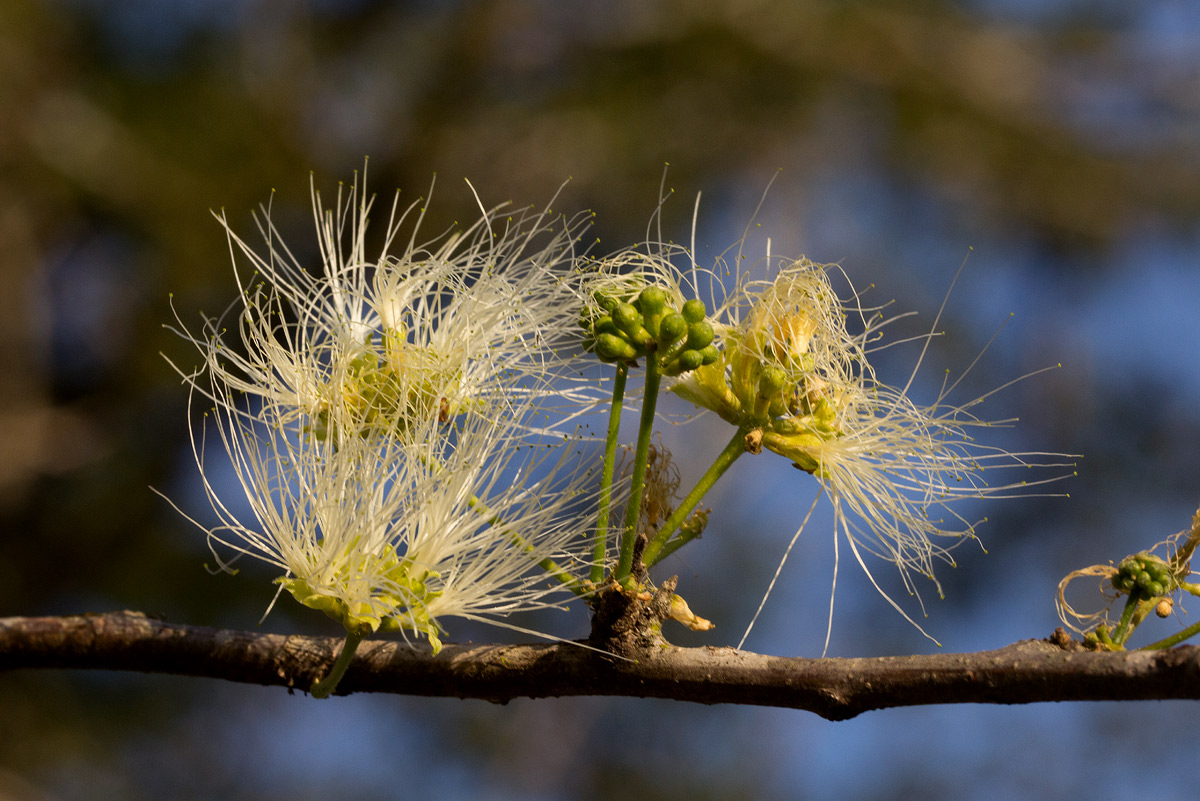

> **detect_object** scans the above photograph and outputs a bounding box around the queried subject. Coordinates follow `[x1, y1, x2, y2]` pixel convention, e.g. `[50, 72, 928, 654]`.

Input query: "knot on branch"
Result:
[1048, 627, 1086, 651]
[588, 575, 678, 658]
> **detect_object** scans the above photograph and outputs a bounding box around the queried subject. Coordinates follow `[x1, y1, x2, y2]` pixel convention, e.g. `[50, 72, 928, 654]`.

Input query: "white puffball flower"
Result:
[709, 256, 1071, 645]
[171, 165, 597, 444]
[166, 166, 619, 648]
[583, 228, 1071, 646]
[181, 369, 610, 652]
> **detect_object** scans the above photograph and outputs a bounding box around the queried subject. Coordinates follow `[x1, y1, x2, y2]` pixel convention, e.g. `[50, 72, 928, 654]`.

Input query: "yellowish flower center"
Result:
[310, 326, 463, 441]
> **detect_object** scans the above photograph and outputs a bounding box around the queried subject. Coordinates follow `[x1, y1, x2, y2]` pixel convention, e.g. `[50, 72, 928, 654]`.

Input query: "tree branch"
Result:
[2, 612, 1199, 720]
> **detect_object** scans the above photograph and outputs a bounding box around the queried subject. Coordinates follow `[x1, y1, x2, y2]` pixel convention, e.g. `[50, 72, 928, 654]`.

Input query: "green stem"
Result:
[1142, 616, 1200, 650]
[615, 358, 663, 581]
[1129, 597, 1156, 630]
[1109, 593, 1142, 647]
[592, 362, 629, 584]
[641, 428, 748, 567]
[647, 531, 697, 566]
[310, 629, 365, 699]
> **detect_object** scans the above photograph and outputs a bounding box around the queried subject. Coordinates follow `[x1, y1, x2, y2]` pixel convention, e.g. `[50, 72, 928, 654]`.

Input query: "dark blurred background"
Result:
[2, 1, 1198, 799]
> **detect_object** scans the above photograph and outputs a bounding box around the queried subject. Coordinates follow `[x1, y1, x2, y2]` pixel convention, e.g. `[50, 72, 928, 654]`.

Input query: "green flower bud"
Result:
[637, 286, 668, 316]
[686, 320, 715, 350]
[593, 291, 618, 313]
[613, 302, 642, 335]
[759, 364, 787, 394]
[596, 333, 637, 362]
[697, 344, 720, 365]
[1148, 581, 1165, 597]
[674, 349, 704, 372]
[592, 315, 619, 338]
[681, 298, 706, 324]
[636, 288, 666, 338]
[658, 312, 687, 347]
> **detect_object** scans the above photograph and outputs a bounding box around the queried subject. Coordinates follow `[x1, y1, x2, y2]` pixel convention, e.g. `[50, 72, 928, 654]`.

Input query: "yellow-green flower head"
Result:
[171, 165, 594, 445]
[655, 249, 1068, 635]
[186, 373, 613, 653]
[672, 259, 865, 430]
[168, 165, 623, 650]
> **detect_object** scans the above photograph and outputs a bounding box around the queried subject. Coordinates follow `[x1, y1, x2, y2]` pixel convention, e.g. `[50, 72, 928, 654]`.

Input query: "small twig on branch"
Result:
[2, 612, 1199, 720]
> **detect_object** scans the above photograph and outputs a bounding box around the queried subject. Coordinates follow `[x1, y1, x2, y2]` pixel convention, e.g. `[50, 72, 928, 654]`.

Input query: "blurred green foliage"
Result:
[2, 1, 1198, 799]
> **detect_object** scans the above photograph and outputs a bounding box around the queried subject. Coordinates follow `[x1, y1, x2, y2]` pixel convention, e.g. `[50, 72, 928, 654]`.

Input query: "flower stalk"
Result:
[641, 428, 748, 567]
[592, 362, 629, 584]
[615, 357, 662, 582]
[310, 630, 365, 699]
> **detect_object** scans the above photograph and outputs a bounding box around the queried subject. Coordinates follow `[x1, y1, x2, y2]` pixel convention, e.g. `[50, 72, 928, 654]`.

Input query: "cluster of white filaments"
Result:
[172, 167, 1068, 660]
[204, 174, 595, 432]
[171, 169, 610, 651]
[585, 236, 1067, 642]
[194, 380, 605, 652]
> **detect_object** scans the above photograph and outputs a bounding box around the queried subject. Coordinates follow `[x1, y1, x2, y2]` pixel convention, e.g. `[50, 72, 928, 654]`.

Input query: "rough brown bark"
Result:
[3, 612, 1199, 719]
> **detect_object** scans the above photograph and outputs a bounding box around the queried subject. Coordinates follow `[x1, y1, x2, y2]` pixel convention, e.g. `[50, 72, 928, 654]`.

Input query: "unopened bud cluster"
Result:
[585, 286, 718, 376]
[1113, 552, 1173, 598]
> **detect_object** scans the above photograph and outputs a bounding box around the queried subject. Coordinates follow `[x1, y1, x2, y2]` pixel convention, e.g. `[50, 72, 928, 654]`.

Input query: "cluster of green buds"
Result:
[1113, 552, 1173, 599]
[585, 285, 719, 376]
